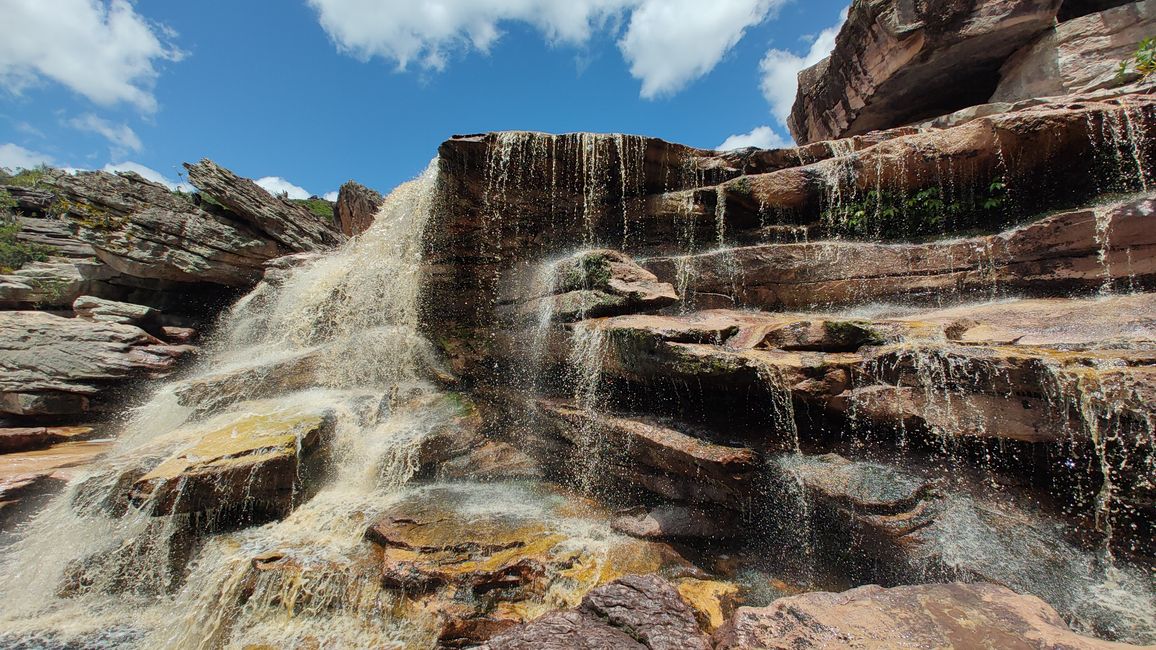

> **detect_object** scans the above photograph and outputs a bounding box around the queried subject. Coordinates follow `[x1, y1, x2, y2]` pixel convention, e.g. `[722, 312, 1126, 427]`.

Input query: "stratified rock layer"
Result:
[788, 0, 1063, 143]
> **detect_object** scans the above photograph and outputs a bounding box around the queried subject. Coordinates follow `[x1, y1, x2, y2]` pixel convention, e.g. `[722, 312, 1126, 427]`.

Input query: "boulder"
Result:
[46, 169, 285, 287]
[129, 406, 335, 516]
[334, 180, 383, 237]
[72, 295, 158, 329]
[184, 159, 344, 252]
[612, 505, 737, 540]
[994, 2, 1156, 103]
[788, 0, 1063, 143]
[0, 311, 193, 417]
[503, 249, 679, 323]
[481, 575, 709, 650]
[714, 583, 1144, 650]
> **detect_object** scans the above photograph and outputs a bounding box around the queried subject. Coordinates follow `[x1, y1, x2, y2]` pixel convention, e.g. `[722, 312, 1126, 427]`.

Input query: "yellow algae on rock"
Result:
[130, 407, 335, 516]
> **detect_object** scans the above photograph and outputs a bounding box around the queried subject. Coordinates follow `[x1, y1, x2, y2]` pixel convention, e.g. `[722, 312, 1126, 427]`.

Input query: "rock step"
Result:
[643, 194, 1156, 311]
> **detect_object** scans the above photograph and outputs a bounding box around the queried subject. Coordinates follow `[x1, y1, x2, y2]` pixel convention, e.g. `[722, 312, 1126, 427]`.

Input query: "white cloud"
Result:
[0, 143, 55, 170]
[307, 0, 633, 71]
[103, 161, 191, 191]
[759, 7, 847, 125]
[67, 114, 142, 156]
[323, 191, 339, 202]
[308, 0, 778, 98]
[619, 0, 783, 98]
[255, 176, 312, 200]
[716, 125, 789, 151]
[0, 0, 183, 113]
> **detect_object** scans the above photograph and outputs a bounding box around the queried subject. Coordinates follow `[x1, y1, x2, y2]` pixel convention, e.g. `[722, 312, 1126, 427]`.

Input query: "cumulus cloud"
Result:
[67, 114, 143, 157]
[255, 176, 312, 200]
[103, 161, 191, 191]
[716, 125, 789, 151]
[0, 143, 55, 170]
[0, 0, 183, 113]
[759, 7, 847, 125]
[619, 0, 784, 98]
[307, 0, 632, 71]
[308, 0, 779, 98]
[323, 191, 339, 202]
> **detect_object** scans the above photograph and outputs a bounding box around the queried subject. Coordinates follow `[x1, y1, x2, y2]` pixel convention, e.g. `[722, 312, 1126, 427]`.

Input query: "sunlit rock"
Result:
[130, 407, 335, 516]
[714, 583, 1140, 650]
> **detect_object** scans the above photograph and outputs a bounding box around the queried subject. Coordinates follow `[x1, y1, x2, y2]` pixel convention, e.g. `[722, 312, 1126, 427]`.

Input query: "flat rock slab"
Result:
[0, 426, 95, 454]
[130, 406, 334, 516]
[0, 311, 193, 416]
[714, 583, 1146, 650]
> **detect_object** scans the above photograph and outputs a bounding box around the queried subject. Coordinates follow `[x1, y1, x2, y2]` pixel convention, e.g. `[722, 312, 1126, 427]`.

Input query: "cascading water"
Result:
[0, 163, 463, 648]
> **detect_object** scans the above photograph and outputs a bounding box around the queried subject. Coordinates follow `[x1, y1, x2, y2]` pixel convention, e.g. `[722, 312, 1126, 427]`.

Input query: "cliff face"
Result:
[3, 2, 1156, 648]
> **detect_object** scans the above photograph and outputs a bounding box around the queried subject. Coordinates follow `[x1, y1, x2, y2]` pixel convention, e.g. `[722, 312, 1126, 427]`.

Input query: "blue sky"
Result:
[0, 0, 847, 198]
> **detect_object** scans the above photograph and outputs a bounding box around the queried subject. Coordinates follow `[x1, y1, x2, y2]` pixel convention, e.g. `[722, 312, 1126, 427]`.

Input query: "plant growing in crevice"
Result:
[1117, 37, 1156, 81]
[821, 176, 1009, 239]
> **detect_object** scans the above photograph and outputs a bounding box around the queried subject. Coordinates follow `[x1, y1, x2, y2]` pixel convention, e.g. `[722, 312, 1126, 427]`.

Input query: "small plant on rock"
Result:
[1117, 37, 1156, 81]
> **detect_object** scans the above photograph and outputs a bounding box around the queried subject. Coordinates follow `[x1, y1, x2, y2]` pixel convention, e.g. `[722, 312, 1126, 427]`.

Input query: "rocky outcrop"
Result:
[501, 249, 678, 323]
[714, 583, 1145, 650]
[13, 215, 96, 258]
[334, 180, 383, 237]
[645, 195, 1156, 311]
[357, 483, 694, 647]
[0, 311, 193, 417]
[788, 0, 1063, 143]
[184, 159, 344, 252]
[46, 170, 284, 288]
[993, 2, 1156, 103]
[481, 575, 710, 650]
[535, 400, 759, 508]
[129, 406, 334, 516]
[0, 260, 118, 309]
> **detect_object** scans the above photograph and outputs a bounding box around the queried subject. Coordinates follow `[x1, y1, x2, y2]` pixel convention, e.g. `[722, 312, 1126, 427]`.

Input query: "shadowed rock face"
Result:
[994, 3, 1156, 103]
[788, 0, 1063, 144]
[714, 583, 1142, 650]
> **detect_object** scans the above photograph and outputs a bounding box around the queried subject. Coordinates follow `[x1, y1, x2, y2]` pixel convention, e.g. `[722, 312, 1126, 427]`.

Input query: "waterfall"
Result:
[0, 162, 459, 648]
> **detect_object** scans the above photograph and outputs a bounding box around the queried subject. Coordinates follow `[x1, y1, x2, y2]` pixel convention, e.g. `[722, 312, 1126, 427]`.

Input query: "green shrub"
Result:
[1118, 37, 1156, 80]
[0, 165, 51, 188]
[290, 197, 335, 222]
[0, 219, 51, 273]
[821, 177, 1008, 239]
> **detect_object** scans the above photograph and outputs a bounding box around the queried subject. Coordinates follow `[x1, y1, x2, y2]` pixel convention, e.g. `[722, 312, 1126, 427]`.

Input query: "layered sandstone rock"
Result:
[129, 406, 335, 516]
[714, 583, 1145, 650]
[46, 169, 285, 287]
[0, 311, 193, 417]
[994, 2, 1156, 102]
[184, 159, 344, 252]
[788, 0, 1063, 143]
[645, 195, 1156, 311]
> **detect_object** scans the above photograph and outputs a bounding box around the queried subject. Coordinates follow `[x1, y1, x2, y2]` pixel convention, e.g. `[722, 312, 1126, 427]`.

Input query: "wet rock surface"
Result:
[129, 406, 335, 516]
[481, 574, 709, 650]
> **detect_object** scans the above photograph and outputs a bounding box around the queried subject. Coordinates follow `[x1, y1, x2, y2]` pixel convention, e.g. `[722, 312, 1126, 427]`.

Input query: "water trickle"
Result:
[565, 321, 610, 495]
